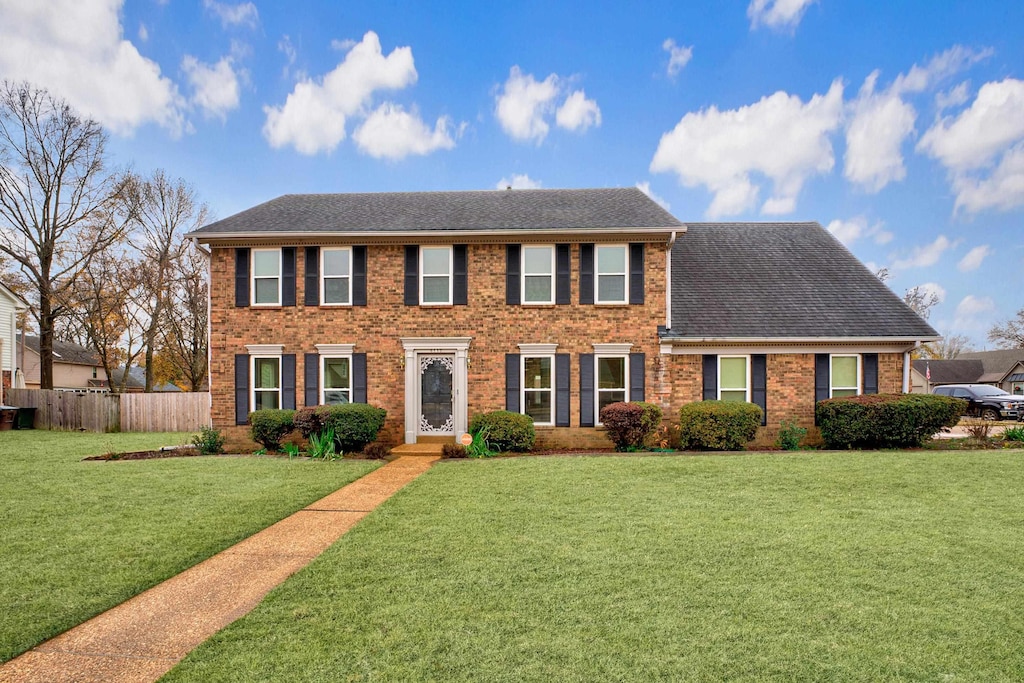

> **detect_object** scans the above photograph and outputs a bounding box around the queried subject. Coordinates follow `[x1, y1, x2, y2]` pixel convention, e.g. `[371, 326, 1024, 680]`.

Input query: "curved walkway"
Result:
[0, 456, 439, 683]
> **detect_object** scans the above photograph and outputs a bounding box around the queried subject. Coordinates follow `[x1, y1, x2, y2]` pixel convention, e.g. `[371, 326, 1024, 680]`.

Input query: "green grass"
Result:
[166, 452, 1024, 682]
[0, 430, 379, 662]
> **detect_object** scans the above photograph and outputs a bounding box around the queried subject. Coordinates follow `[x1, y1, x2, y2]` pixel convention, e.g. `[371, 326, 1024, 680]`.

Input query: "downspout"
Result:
[665, 231, 677, 331]
[195, 237, 213, 424]
[902, 343, 918, 393]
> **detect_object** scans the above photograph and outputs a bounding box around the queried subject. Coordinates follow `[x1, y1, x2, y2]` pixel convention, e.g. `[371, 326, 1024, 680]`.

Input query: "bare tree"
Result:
[903, 285, 940, 321]
[126, 170, 209, 391]
[0, 82, 129, 388]
[988, 307, 1024, 349]
[161, 242, 209, 391]
[923, 333, 972, 359]
[63, 249, 147, 393]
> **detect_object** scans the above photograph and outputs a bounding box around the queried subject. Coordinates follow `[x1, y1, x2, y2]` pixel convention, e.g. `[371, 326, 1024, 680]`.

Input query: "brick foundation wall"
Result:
[210, 242, 667, 448]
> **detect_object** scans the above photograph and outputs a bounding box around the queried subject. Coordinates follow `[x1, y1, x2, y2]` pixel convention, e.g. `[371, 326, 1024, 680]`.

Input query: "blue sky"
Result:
[1, 0, 1022, 347]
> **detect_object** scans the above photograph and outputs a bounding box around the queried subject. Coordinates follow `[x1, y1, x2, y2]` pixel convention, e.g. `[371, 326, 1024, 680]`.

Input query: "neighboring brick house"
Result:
[188, 188, 938, 448]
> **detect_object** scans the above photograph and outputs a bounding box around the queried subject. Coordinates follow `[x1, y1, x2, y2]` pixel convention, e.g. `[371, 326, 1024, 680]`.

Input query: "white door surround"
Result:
[400, 337, 471, 444]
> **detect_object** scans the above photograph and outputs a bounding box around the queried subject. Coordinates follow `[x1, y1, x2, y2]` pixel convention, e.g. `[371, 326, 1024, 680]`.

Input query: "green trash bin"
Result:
[15, 407, 36, 429]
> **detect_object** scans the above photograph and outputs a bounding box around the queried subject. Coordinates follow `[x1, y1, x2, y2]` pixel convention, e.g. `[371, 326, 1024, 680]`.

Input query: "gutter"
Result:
[185, 225, 685, 244]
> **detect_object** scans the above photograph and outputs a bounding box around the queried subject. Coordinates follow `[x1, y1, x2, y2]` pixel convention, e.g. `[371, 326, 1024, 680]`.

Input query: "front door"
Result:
[419, 354, 455, 436]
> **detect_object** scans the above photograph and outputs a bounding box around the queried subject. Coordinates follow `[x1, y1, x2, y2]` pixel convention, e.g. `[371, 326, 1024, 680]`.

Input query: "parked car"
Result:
[933, 384, 1023, 420]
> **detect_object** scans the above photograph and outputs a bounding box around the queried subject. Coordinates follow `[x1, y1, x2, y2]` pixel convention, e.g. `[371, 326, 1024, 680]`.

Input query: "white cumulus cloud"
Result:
[181, 55, 240, 121]
[826, 216, 893, 246]
[494, 67, 560, 143]
[891, 235, 955, 270]
[0, 0, 186, 135]
[352, 103, 456, 160]
[916, 282, 947, 304]
[555, 90, 601, 132]
[262, 31, 418, 155]
[957, 244, 992, 272]
[747, 0, 816, 31]
[650, 80, 844, 218]
[663, 39, 693, 77]
[496, 174, 542, 190]
[636, 181, 670, 211]
[918, 78, 1024, 214]
[954, 294, 996, 331]
[203, 0, 258, 29]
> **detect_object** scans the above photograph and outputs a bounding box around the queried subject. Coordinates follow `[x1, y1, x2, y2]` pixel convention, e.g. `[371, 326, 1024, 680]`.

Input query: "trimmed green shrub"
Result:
[599, 401, 663, 451]
[316, 403, 387, 453]
[469, 410, 535, 452]
[293, 407, 323, 439]
[678, 401, 762, 451]
[776, 420, 807, 451]
[248, 409, 296, 451]
[815, 393, 966, 449]
[191, 426, 225, 455]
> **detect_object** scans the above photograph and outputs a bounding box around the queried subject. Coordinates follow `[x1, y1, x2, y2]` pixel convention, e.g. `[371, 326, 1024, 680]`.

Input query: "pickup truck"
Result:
[933, 384, 1023, 420]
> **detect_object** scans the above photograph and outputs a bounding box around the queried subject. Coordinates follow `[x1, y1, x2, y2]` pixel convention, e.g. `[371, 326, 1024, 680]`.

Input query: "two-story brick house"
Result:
[189, 188, 937, 449]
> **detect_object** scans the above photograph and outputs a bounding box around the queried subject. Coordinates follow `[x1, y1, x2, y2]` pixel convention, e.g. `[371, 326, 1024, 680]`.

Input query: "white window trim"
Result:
[718, 355, 751, 402]
[595, 353, 630, 426]
[250, 354, 282, 411]
[521, 354, 555, 426]
[320, 247, 352, 307]
[320, 354, 353, 406]
[521, 245, 555, 305]
[419, 245, 453, 306]
[251, 248, 282, 307]
[830, 354, 862, 398]
[595, 244, 629, 305]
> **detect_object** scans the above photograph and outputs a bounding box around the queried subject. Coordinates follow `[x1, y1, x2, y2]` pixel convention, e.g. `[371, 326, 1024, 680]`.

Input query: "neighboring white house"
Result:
[0, 282, 29, 400]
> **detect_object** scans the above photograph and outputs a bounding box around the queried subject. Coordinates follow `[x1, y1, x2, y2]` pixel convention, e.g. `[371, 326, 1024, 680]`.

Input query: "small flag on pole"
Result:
[926, 362, 931, 382]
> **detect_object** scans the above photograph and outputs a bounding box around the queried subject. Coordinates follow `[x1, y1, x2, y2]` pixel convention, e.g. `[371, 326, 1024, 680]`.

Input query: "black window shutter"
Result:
[555, 353, 570, 427]
[579, 243, 594, 305]
[702, 355, 718, 400]
[453, 245, 468, 305]
[282, 354, 296, 409]
[353, 353, 367, 403]
[352, 246, 367, 306]
[863, 353, 879, 394]
[404, 246, 418, 306]
[235, 354, 249, 424]
[580, 353, 595, 427]
[814, 353, 830, 425]
[752, 354, 767, 426]
[304, 247, 319, 306]
[629, 353, 645, 402]
[282, 248, 296, 307]
[235, 249, 249, 308]
[629, 243, 645, 305]
[505, 354, 520, 412]
[304, 353, 319, 407]
[556, 244, 571, 305]
[506, 245, 521, 305]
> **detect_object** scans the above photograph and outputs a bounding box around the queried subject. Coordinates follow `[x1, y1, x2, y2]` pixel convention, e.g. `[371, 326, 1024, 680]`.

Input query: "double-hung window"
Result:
[251, 355, 281, 410]
[522, 246, 555, 305]
[321, 247, 352, 305]
[420, 246, 452, 305]
[719, 356, 750, 402]
[321, 355, 352, 405]
[522, 355, 554, 425]
[596, 245, 627, 304]
[830, 355, 860, 397]
[596, 355, 628, 420]
[252, 249, 282, 305]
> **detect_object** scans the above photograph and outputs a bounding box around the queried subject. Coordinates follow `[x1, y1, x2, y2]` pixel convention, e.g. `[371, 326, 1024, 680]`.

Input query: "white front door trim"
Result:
[400, 337, 471, 444]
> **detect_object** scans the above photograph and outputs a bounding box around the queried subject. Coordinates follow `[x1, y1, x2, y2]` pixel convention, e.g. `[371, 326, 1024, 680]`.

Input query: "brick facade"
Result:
[210, 241, 909, 449]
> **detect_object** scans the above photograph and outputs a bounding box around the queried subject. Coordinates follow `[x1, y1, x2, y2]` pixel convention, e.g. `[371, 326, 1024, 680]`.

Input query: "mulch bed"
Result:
[84, 447, 202, 461]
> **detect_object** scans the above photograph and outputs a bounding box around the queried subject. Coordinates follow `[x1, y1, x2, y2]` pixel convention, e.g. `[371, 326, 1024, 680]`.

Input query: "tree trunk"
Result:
[38, 295, 54, 390]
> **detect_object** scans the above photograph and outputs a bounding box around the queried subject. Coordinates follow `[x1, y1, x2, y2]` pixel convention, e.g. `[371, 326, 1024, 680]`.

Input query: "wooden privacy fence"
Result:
[5, 389, 210, 433]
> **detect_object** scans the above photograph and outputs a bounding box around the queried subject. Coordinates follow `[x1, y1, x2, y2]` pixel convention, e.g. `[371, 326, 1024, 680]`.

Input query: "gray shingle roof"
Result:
[189, 188, 683, 236]
[662, 222, 939, 340]
[912, 359, 984, 384]
[18, 334, 100, 366]
[957, 349, 1024, 381]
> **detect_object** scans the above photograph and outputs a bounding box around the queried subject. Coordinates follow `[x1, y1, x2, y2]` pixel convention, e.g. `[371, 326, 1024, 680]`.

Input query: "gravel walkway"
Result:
[0, 455, 439, 683]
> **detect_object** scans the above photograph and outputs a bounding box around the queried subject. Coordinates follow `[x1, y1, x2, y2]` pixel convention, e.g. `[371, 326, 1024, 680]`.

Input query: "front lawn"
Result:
[166, 451, 1024, 682]
[0, 431, 379, 662]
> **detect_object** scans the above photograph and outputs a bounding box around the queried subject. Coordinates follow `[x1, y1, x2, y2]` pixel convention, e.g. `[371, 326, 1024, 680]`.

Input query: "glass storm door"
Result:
[419, 355, 454, 435]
